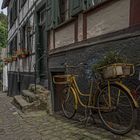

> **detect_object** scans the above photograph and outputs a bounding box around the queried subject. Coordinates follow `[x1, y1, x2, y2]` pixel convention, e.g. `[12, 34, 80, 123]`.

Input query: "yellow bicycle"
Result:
[53, 63, 138, 135]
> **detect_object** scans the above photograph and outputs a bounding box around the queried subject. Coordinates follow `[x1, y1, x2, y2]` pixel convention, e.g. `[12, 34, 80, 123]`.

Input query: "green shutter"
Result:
[46, 0, 53, 30]
[85, 0, 105, 9]
[71, 0, 83, 16]
[86, 0, 93, 8]
[53, 0, 60, 27]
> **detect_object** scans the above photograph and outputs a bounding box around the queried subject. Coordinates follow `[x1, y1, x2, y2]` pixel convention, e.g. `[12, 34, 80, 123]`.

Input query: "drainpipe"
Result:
[17, 0, 21, 95]
[34, 1, 38, 94]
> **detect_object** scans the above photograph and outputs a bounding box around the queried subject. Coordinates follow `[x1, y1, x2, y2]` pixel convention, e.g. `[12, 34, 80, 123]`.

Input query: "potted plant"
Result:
[7, 56, 13, 63]
[93, 51, 133, 79]
[12, 54, 17, 61]
[16, 48, 29, 59]
[16, 49, 22, 58]
[21, 48, 29, 58]
[3, 56, 13, 64]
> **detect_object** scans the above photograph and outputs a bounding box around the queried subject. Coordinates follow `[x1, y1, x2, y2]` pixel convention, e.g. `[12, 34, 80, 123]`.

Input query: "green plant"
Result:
[93, 51, 127, 71]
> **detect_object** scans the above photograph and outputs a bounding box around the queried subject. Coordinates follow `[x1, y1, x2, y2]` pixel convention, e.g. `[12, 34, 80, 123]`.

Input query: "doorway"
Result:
[51, 72, 65, 112]
[38, 6, 48, 85]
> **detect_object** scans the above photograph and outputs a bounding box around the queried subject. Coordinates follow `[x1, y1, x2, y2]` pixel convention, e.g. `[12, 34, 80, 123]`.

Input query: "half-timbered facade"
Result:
[2, 0, 140, 117]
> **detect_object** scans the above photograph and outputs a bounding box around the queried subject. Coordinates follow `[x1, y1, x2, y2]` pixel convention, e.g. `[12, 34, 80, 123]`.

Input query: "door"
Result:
[38, 7, 48, 83]
[52, 72, 65, 112]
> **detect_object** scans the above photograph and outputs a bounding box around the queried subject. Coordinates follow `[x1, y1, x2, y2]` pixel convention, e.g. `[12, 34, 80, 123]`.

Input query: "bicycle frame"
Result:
[68, 75, 110, 109]
[53, 63, 139, 135]
[68, 76, 139, 109]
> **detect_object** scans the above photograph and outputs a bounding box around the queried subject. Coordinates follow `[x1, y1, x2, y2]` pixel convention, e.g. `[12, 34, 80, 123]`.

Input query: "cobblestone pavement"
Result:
[0, 93, 140, 140]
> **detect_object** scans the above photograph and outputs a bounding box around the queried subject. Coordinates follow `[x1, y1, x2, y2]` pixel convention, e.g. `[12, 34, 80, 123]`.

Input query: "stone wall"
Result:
[8, 72, 35, 96]
[49, 34, 140, 128]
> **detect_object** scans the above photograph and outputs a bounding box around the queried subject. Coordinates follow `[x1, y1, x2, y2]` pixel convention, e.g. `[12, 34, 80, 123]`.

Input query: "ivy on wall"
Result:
[0, 12, 7, 49]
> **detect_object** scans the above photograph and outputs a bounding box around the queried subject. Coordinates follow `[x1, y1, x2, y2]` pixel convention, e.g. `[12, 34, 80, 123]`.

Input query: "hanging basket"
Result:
[97, 63, 134, 79]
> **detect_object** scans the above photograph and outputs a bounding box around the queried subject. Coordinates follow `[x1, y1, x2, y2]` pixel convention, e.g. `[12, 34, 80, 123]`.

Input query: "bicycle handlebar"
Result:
[62, 63, 87, 69]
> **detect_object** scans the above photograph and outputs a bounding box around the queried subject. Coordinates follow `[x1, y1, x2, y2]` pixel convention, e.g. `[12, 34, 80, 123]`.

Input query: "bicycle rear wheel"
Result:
[61, 87, 77, 119]
[97, 83, 137, 135]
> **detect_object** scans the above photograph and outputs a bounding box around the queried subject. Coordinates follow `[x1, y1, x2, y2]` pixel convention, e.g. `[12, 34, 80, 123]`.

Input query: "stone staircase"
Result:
[13, 84, 53, 114]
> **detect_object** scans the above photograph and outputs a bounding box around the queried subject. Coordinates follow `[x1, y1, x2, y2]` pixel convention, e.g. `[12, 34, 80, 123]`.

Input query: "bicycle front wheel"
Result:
[97, 83, 137, 135]
[61, 87, 77, 119]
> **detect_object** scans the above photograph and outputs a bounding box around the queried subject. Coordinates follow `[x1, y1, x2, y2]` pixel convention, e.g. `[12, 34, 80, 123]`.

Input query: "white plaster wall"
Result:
[19, 1, 28, 23]
[87, 0, 130, 39]
[30, 55, 36, 72]
[19, 55, 35, 72]
[1, 48, 7, 59]
[29, 0, 34, 9]
[7, 0, 37, 73]
[49, 30, 54, 50]
[78, 13, 83, 42]
[55, 23, 75, 48]
[10, 61, 18, 72]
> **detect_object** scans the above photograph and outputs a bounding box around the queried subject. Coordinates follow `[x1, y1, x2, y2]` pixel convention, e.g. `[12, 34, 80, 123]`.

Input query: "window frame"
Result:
[9, 0, 18, 28]
[58, 0, 70, 24]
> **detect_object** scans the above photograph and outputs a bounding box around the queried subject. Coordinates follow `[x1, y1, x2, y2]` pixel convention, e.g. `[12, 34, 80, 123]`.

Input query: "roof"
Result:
[1, 0, 10, 9]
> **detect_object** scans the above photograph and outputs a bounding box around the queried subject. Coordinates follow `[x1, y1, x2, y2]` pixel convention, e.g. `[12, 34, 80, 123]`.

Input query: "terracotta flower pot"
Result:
[21, 54, 27, 58]
[4, 62, 8, 65]
[12, 56, 17, 61]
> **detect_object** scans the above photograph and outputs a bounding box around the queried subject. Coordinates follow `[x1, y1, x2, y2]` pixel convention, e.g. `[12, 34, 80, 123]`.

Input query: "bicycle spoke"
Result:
[97, 83, 136, 135]
[61, 87, 76, 119]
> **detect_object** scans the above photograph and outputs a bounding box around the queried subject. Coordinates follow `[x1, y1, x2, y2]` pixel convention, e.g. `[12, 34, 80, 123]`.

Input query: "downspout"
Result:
[17, 0, 21, 95]
[34, 0, 39, 94]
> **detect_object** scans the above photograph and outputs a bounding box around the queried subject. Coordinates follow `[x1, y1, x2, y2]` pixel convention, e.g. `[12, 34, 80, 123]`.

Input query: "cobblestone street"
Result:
[0, 93, 140, 140]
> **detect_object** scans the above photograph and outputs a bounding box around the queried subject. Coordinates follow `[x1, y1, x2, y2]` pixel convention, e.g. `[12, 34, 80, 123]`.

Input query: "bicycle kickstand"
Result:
[85, 108, 96, 127]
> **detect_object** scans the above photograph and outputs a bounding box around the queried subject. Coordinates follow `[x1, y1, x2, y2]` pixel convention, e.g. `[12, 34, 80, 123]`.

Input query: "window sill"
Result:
[54, 17, 76, 30]
[83, 0, 113, 14]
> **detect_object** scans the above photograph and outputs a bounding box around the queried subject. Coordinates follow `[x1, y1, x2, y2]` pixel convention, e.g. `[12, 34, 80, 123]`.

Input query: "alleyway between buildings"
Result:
[0, 92, 140, 140]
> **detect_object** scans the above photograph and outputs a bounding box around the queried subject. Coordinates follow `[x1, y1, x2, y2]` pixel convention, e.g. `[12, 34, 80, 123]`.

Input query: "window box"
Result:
[3, 57, 13, 63]
[12, 55, 17, 61]
[16, 48, 30, 59]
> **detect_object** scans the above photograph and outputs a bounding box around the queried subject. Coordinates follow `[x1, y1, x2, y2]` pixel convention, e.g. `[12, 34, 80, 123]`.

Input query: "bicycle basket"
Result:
[97, 63, 134, 79]
[53, 75, 71, 84]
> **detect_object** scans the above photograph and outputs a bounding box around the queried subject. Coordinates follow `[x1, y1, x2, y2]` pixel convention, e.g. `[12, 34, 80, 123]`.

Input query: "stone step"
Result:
[14, 95, 33, 112]
[28, 84, 50, 95]
[22, 90, 37, 103]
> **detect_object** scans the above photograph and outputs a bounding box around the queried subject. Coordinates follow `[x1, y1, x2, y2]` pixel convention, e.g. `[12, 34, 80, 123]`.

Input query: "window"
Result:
[58, 0, 70, 24]
[9, 8, 12, 27]
[39, 9, 46, 25]
[85, 0, 107, 9]
[9, 35, 17, 56]
[20, 25, 26, 49]
[9, 0, 18, 28]
[19, 0, 27, 10]
[70, 0, 107, 16]
[46, 0, 107, 30]
[21, 0, 27, 8]
[20, 21, 31, 51]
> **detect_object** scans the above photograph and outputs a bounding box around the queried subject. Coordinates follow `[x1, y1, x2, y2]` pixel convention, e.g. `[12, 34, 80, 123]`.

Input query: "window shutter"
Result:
[86, 0, 93, 8]
[53, 0, 60, 27]
[71, 0, 83, 16]
[46, 0, 53, 30]
[85, 0, 106, 9]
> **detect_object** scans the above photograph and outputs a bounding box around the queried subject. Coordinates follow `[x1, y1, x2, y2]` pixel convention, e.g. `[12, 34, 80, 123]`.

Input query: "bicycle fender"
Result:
[70, 87, 78, 110]
[114, 81, 139, 108]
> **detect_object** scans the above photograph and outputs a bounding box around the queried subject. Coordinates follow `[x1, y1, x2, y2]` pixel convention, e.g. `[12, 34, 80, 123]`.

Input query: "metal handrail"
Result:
[33, 51, 47, 93]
